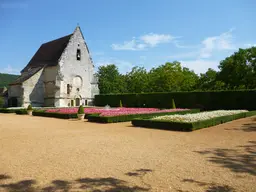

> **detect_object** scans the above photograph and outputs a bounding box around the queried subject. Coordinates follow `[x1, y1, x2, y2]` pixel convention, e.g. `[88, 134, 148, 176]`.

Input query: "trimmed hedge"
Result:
[94, 90, 256, 110]
[32, 110, 79, 119]
[132, 111, 256, 132]
[0, 108, 17, 113]
[15, 109, 28, 115]
[87, 109, 200, 123]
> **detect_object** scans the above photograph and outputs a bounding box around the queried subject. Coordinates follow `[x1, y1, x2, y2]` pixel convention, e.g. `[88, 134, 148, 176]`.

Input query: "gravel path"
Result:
[0, 114, 255, 192]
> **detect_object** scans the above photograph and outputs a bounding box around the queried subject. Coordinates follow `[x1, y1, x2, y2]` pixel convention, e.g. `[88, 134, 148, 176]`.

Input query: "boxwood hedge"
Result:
[132, 111, 256, 132]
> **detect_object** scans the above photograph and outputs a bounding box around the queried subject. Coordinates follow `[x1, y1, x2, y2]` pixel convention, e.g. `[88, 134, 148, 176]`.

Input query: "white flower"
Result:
[152, 110, 248, 123]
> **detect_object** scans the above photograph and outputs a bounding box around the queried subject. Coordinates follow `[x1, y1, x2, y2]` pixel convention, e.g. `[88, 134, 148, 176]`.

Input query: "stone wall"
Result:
[8, 85, 23, 106]
[22, 68, 44, 107]
[44, 66, 58, 106]
[56, 27, 99, 107]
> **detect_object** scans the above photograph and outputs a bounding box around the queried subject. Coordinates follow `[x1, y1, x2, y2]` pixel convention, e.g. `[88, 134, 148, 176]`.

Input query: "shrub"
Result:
[171, 98, 176, 109]
[94, 90, 256, 110]
[78, 105, 84, 114]
[32, 110, 78, 119]
[0, 108, 16, 113]
[0, 97, 4, 108]
[119, 100, 123, 107]
[132, 111, 256, 132]
[15, 109, 28, 115]
[27, 104, 33, 111]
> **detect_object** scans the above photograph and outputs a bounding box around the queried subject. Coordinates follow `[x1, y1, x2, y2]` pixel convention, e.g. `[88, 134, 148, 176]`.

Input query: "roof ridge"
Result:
[41, 33, 73, 45]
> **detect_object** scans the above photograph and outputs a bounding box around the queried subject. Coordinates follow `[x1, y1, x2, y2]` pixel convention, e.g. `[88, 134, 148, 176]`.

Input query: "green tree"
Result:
[196, 68, 224, 90]
[217, 47, 256, 89]
[125, 66, 149, 93]
[148, 61, 185, 92]
[97, 64, 127, 94]
[180, 67, 199, 91]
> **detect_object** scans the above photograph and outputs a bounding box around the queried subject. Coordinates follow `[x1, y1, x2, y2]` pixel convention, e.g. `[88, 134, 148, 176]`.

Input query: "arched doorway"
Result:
[75, 98, 80, 106]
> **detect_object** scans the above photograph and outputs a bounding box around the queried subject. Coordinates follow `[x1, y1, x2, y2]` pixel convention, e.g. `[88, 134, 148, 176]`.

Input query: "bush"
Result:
[0, 97, 4, 108]
[0, 108, 16, 113]
[27, 104, 33, 111]
[119, 100, 123, 107]
[78, 105, 84, 114]
[87, 109, 199, 123]
[32, 110, 78, 119]
[171, 99, 176, 109]
[132, 111, 256, 132]
[15, 109, 28, 115]
[94, 90, 256, 110]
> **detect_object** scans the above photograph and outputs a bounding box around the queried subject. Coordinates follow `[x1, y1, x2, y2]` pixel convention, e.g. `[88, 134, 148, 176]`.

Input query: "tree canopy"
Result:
[96, 46, 256, 94]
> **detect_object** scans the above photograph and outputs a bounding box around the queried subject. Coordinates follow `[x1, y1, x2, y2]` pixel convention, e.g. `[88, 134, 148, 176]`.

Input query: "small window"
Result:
[76, 49, 81, 60]
[71, 100, 74, 106]
[67, 84, 70, 94]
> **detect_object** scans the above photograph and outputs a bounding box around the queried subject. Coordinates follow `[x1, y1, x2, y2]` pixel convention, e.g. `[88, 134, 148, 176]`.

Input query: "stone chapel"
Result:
[8, 26, 99, 107]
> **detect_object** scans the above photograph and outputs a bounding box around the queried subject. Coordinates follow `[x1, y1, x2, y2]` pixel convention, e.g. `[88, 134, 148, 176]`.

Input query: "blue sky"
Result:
[0, 0, 255, 75]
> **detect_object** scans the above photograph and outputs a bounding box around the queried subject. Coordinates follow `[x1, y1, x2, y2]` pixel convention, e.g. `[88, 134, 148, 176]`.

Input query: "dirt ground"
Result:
[0, 114, 255, 192]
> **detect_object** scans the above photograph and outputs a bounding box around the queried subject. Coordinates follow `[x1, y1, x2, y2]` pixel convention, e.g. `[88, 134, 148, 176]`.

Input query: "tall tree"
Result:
[217, 47, 256, 89]
[125, 66, 149, 93]
[96, 64, 126, 94]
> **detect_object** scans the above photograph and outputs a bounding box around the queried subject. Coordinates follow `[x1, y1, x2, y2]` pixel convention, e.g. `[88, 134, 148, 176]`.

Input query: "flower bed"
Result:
[87, 109, 199, 123]
[132, 110, 256, 131]
[152, 110, 248, 122]
[33, 107, 193, 120]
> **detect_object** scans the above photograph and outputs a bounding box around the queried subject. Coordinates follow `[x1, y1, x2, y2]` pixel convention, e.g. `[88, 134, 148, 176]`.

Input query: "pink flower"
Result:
[45, 107, 188, 117]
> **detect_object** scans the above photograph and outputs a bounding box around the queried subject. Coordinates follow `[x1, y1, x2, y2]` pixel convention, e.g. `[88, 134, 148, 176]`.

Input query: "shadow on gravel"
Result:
[225, 117, 256, 132]
[0, 169, 152, 192]
[177, 179, 235, 192]
[194, 141, 256, 176]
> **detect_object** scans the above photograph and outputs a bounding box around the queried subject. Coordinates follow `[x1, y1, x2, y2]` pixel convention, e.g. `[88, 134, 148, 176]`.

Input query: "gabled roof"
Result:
[9, 67, 43, 85]
[21, 34, 72, 73]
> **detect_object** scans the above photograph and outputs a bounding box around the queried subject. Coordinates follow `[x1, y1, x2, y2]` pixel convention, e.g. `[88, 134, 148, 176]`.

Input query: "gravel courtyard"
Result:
[0, 114, 255, 192]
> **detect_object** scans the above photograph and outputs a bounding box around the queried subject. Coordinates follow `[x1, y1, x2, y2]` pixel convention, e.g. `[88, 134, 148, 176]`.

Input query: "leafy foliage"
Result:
[96, 47, 256, 94]
[27, 104, 33, 110]
[0, 73, 19, 88]
[78, 105, 84, 114]
[95, 90, 256, 110]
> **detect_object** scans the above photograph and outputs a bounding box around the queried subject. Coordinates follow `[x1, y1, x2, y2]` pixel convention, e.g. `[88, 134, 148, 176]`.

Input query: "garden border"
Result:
[87, 109, 200, 123]
[131, 111, 256, 131]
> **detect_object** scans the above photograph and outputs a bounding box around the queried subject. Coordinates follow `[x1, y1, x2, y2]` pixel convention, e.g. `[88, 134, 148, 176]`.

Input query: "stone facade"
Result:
[8, 26, 99, 107]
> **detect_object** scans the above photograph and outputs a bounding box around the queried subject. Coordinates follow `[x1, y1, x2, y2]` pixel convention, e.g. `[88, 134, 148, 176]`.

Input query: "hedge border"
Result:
[0, 108, 17, 113]
[131, 111, 256, 132]
[87, 109, 200, 123]
[32, 110, 79, 119]
[15, 109, 28, 115]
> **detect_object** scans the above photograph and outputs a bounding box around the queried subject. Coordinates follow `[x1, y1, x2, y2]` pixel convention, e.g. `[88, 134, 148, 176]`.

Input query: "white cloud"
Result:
[167, 28, 237, 60]
[199, 28, 236, 59]
[140, 33, 176, 47]
[112, 33, 178, 51]
[111, 39, 147, 51]
[244, 43, 256, 48]
[1, 65, 20, 74]
[180, 59, 219, 74]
